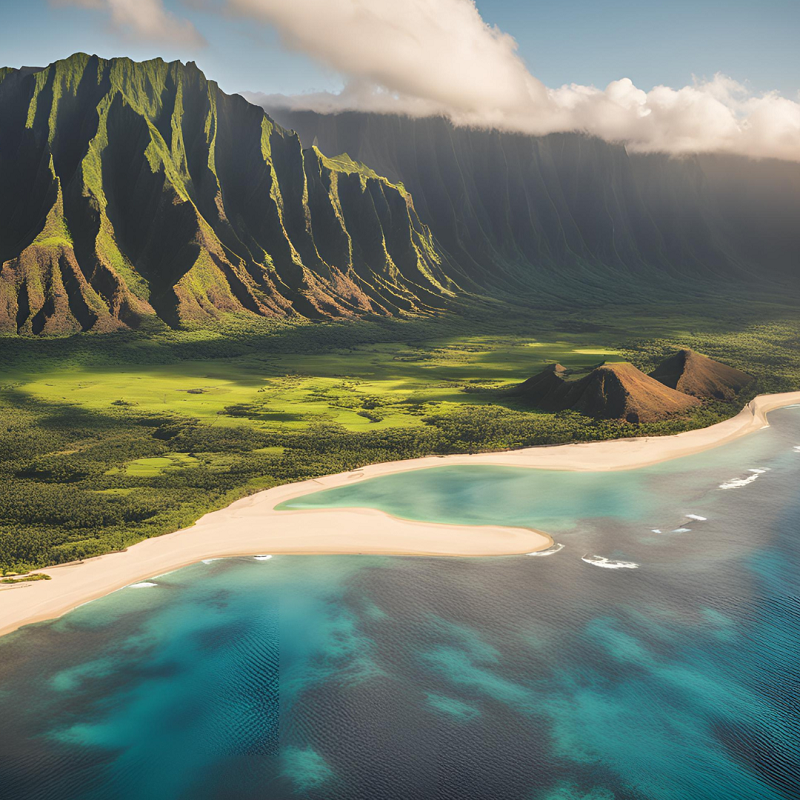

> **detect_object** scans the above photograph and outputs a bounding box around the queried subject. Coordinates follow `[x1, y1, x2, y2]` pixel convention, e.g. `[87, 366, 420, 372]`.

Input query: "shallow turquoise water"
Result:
[278, 417, 782, 535]
[1, 409, 799, 799]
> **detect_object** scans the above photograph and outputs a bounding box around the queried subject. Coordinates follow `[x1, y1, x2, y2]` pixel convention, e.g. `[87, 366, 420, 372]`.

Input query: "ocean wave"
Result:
[671, 528, 692, 533]
[582, 554, 639, 569]
[651, 529, 662, 534]
[527, 543, 564, 557]
[685, 514, 707, 521]
[719, 468, 770, 490]
[254, 555, 273, 561]
[128, 582, 157, 589]
[201, 558, 221, 565]
[793, 445, 800, 452]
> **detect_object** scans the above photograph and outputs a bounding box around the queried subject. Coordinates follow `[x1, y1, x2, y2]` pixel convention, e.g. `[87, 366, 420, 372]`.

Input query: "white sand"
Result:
[2, 390, 799, 638]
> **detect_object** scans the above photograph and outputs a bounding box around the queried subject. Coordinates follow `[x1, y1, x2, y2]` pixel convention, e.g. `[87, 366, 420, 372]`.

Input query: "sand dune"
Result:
[2, 390, 799, 639]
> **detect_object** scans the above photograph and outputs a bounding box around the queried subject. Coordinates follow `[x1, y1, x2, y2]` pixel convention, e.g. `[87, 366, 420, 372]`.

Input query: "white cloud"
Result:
[231, 0, 548, 123]
[57, 0, 206, 47]
[231, 0, 800, 162]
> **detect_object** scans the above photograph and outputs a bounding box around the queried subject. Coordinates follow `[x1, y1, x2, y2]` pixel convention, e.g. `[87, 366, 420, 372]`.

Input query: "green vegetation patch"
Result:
[1, 572, 51, 584]
[121, 454, 200, 477]
[1, 301, 798, 574]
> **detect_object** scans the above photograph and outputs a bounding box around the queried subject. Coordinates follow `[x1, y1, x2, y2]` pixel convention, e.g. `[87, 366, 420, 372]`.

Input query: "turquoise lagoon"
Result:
[1, 409, 800, 798]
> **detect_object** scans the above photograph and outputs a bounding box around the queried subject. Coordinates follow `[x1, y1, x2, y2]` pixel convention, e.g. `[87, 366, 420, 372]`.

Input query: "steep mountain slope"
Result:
[649, 349, 753, 400]
[0, 55, 457, 333]
[510, 362, 701, 423]
[262, 108, 800, 302]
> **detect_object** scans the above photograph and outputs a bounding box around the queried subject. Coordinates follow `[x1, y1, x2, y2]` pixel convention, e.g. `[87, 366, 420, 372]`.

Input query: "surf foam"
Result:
[582, 554, 639, 570]
[527, 543, 564, 557]
[254, 555, 273, 561]
[128, 582, 157, 589]
[719, 468, 770, 490]
[685, 514, 707, 521]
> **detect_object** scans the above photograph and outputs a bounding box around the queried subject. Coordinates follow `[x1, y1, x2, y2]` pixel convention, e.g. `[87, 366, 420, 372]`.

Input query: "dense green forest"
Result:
[1, 300, 798, 574]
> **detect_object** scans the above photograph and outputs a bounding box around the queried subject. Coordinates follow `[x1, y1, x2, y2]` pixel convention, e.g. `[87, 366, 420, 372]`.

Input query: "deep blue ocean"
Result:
[1, 408, 800, 799]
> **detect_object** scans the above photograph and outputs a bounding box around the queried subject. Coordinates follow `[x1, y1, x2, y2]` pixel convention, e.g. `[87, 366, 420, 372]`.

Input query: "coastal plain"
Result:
[1, 304, 799, 576]
[2, 389, 798, 639]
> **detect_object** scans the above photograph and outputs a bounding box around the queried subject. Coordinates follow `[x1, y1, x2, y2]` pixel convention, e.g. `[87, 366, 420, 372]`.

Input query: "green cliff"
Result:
[0, 55, 457, 333]
[264, 108, 800, 304]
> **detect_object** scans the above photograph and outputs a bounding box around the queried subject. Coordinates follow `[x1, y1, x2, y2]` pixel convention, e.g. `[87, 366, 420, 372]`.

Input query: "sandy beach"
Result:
[2, 390, 799, 639]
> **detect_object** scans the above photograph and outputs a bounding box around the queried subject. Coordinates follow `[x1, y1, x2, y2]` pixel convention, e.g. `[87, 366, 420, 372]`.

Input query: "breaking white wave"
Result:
[202, 558, 221, 565]
[582, 554, 639, 570]
[685, 515, 707, 521]
[651, 529, 662, 534]
[128, 582, 157, 589]
[793, 445, 800, 452]
[527, 543, 564, 557]
[719, 475, 758, 489]
[254, 555, 273, 561]
[719, 468, 770, 490]
[672, 528, 692, 533]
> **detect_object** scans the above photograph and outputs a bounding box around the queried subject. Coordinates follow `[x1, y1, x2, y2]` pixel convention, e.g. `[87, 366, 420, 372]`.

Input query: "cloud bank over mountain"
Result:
[61, 0, 800, 161]
[232, 0, 800, 162]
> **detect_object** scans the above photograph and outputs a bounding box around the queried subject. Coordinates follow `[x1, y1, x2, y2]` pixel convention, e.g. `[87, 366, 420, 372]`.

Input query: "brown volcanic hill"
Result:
[649, 349, 753, 401]
[511, 362, 701, 423]
[506, 363, 567, 404]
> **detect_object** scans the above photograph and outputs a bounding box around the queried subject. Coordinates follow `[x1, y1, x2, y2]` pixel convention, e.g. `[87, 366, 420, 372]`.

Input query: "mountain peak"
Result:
[0, 54, 457, 334]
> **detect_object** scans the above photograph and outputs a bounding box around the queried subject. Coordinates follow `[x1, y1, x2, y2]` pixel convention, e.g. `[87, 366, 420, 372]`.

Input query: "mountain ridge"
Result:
[2, 55, 798, 337]
[0, 54, 458, 334]
[261, 106, 800, 303]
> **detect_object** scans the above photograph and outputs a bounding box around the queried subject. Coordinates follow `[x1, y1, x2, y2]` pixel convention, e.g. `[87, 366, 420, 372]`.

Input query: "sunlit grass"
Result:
[6, 337, 628, 433]
[122, 454, 199, 477]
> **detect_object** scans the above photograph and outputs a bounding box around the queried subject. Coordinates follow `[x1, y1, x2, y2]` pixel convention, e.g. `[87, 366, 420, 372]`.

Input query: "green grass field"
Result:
[4, 336, 628, 433]
[1, 300, 798, 574]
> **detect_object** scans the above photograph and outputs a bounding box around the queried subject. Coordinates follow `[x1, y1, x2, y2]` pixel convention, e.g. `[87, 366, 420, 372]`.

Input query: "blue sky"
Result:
[2, 0, 798, 98]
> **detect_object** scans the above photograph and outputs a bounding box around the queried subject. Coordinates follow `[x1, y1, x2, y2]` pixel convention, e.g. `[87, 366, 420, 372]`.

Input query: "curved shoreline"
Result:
[1, 390, 799, 639]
